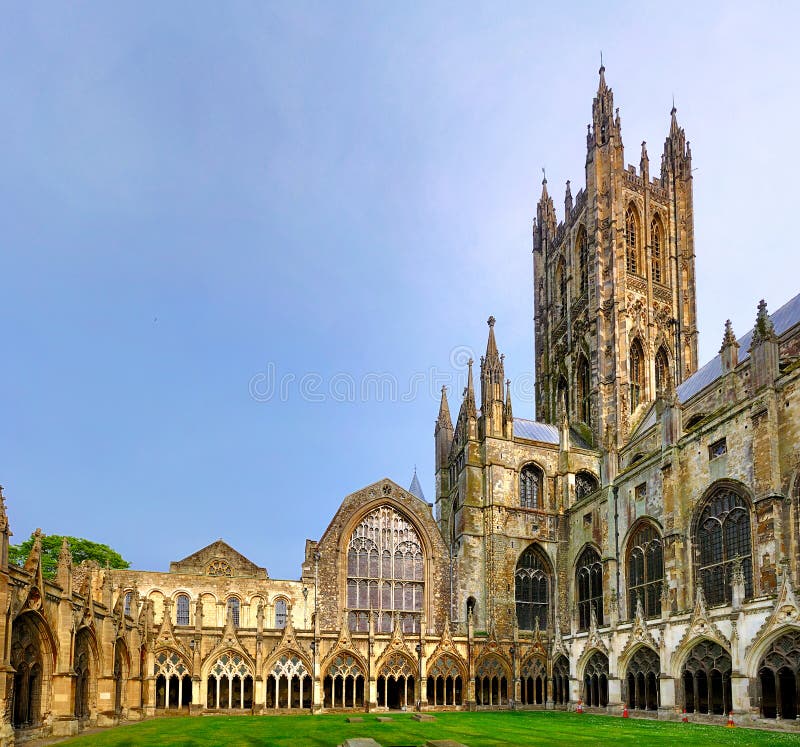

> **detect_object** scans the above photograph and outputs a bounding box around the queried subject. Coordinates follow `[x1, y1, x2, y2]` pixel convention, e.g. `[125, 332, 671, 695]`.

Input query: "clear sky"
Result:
[3, 2, 798, 580]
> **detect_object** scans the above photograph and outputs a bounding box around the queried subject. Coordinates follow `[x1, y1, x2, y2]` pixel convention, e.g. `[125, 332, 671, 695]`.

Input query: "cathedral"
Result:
[4, 66, 800, 744]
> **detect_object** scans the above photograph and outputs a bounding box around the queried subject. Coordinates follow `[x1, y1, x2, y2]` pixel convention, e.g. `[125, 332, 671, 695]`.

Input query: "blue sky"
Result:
[3, 2, 798, 579]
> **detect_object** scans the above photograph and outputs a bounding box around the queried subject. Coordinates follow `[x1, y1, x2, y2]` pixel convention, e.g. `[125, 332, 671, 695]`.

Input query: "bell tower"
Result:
[533, 66, 698, 446]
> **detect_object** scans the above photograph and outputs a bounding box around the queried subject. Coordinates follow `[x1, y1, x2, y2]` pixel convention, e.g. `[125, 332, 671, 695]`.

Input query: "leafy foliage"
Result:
[9, 533, 130, 579]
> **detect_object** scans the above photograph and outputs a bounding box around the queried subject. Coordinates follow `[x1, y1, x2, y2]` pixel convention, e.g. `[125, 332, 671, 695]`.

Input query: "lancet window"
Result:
[625, 206, 639, 274]
[176, 594, 190, 626]
[630, 339, 644, 410]
[346, 505, 424, 634]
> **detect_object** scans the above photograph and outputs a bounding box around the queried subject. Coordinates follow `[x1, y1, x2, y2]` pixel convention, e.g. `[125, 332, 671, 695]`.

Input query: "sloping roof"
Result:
[408, 470, 426, 502]
[169, 539, 267, 577]
[677, 291, 800, 403]
[513, 418, 559, 443]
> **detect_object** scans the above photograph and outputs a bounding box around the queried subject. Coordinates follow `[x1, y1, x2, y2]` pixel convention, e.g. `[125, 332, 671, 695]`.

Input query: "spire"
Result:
[564, 179, 573, 215]
[408, 468, 426, 502]
[23, 528, 43, 574]
[504, 378, 513, 422]
[720, 319, 738, 350]
[436, 386, 452, 431]
[540, 169, 549, 200]
[485, 316, 499, 363]
[662, 98, 691, 179]
[591, 61, 619, 149]
[464, 358, 477, 418]
[598, 57, 607, 93]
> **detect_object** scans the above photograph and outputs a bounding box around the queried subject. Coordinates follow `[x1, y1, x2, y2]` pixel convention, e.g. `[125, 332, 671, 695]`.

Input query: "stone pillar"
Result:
[607, 677, 622, 710]
[731, 674, 750, 714]
[190, 676, 203, 714]
[658, 676, 676, 719]
[253, 676, 264, 714]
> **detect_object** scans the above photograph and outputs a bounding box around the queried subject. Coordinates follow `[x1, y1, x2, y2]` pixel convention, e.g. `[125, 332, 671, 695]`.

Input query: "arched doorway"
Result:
[376, 653, 415, 709]
[74, 628, 94, 720]
[426, 654, 464, 707]
[265, 654, 310, 710]
[625, 647, 660, 711]
[11, 614, 47, 729]
[520, 656, 547, 706]
[681, 640, 731, 715]
[474, 655, 509, 707]
[323, 653, 365, 709]
[153, 650, 191, 709]
[582, 651, 608, 707]
[757, 631, 800, 719]
[552, 655, 570, 706]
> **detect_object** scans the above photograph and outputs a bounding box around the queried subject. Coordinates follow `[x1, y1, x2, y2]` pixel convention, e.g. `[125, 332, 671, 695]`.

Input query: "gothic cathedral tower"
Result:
[533, 65, 698, 449]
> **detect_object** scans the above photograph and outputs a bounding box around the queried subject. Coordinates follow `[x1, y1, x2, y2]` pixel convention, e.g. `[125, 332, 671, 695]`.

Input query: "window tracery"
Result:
[577, 355, 591, 425]
[630, 339, 644, 410]
[427, 654, 463, 706]
[227, 597, 240, 628]
[583, 650, 609, 707]
[626, 522, 663, 618]
[207, 559, 233, 577]
[475, 655, 508, 706]
[515, 544, 551, 630]
[576, 546, 603, 630]
[520, 464, 543, 509]
[695, 487, 753, 606]
[346, 505, 424, 634]
[682, 640, 731, 715]
[625, 646, 660, 711]
[625, 206, 639, 274]
[655, 346, 670, 394]
[577, 229, 589, 297]
[11, 615, 44, 728]
[575, 471, 599, 500]
[758, 631, 800, 719]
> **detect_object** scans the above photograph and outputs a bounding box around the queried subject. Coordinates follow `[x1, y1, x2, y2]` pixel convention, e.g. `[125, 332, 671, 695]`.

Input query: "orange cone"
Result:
[681, 708, 688, 723]
[622, 704, 629, 718]
[726, 710, 735, 728]
[576, 699, 583, 714]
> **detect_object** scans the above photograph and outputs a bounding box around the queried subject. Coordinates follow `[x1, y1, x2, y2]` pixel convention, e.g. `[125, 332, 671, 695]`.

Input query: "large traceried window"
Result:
[576, 546, 603, 630]
[630, 339, 645, 411]
[520, 464, 544, 509]
[347, 505, 424, 634]
[625, 206, 639, 274]
[176, 594, 190, 626]
[577, 228, 589, 297]
[626, 522, 664, 619]
[651, 217, 665, 283]
[696, 487, 753, 606]
[515, 544, 551, 631]
[556, 257, 567, 318]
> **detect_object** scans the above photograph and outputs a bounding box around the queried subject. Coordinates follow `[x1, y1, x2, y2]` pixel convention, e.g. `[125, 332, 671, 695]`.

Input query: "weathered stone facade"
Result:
[4, 67, 800, 745]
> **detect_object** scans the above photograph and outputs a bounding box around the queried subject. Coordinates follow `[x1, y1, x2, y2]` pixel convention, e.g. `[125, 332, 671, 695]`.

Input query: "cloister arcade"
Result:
[474, 655, 509, 707]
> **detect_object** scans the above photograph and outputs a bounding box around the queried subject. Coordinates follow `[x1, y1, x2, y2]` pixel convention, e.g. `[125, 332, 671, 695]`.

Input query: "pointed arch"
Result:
[623, 645, 660, 711]
[679, 638, 732, 715]
[474, 653, 510, 707]
[625, 204, 641, 275]
[515, 543, 553, 630]
[576, 545, 603, 630]
[692, 481, 754, 606]
[576, 354, 591, 425]
[426, 652, 467, 706]
[321, 650, 366, 709]
[207, 650, 255, 710]
[519, 463, 544, 509]
[575, 470, 599, 500]
[74, 626, 99, 720]
[650, 214, 666, 284]
[629, 338, 645, 410]
[556, 255, 567, 317]
[581, 650, 609, 707]
[576, 225, 589, 297]
[10, 612, 56, 729]
[625, 519, 664, 619]
[654, 345, 670, 395]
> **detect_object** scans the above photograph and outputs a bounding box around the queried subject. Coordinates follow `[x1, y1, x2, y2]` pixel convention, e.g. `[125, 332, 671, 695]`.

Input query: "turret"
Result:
[0, 486, 9, 570]
[661, 104, 692, 182]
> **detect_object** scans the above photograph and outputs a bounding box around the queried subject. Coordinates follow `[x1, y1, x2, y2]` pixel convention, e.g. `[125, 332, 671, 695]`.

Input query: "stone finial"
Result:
[752, 299, 776, 345]
[720, 319, 740, 373]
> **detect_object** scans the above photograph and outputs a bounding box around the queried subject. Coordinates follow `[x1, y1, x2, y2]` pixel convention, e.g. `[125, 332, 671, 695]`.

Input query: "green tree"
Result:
[9, 533, 130, 579]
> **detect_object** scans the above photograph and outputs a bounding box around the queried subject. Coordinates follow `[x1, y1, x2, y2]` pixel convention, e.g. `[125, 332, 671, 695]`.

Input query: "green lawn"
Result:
[58, 711, 800, 747]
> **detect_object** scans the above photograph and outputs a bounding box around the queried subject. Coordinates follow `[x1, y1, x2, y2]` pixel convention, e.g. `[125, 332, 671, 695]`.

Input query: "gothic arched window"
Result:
[123, 592, 132, 618]
[556, 257, 567, 317]
[575, 471, 599, 500]
[515, 544, 552, 630]
[577, 229, 589, 297]
[626, 522, 663, 619]
[176, 594, 190, 626]
[226, 597, 240, 628]
[520, 464, 544, 509]
[576, 546, 603, 630]
[346, 505, 424, 634]
[556, 375, 569, 420]
[651, 217, 664, 283]
[695, 487, 753, 606]
[655, 346, 670, 395]
[625, 206, 639, 274]
[577, 355, 591, 425]
[630, 338, 645, 410]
